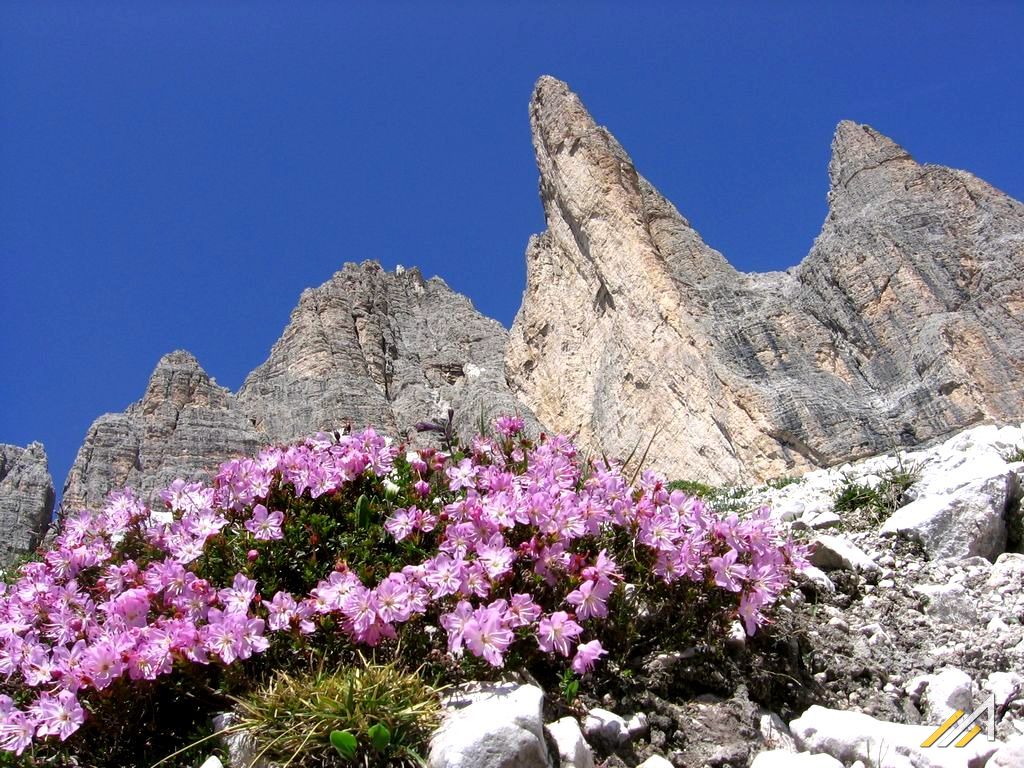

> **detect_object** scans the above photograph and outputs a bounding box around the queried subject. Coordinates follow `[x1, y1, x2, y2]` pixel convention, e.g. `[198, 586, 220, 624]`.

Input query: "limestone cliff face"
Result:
[61, 262, 535, 513]
[0, 443, 55, 569]
[506, 76, 1024, 483]
[237, 261, 532, 446]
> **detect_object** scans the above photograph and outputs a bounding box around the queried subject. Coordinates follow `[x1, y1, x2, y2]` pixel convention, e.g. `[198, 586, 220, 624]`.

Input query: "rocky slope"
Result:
[506, 76, 1024, 485]
[61, 261, 535, 513]
[0, 442, 54, 570]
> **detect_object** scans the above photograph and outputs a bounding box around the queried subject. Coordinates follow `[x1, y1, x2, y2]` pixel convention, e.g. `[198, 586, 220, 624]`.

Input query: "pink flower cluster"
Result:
[0, 421, 806, 756]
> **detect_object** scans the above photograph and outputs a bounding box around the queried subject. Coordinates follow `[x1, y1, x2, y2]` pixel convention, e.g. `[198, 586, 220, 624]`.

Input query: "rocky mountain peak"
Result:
[238, 259, 536, 445]
[60, 350, 262, 514]
[828, 119, 914, 193]
[140, 350, 227, 414]
[508, 77, 1024, 484]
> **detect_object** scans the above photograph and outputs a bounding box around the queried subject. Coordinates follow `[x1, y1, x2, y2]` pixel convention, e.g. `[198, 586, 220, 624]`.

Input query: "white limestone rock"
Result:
[913, 583, 979, 625]
[546, 717, 594, 768]
[759, 711, 797, 752]
[987, 553, 1024, 592]
[428, 681, 551, 768]
[880, 471, 1014, 560]
[988, 734, 1024, 768]
[984, 672, 1022, 711]
[626, 712, 649, 740]
[810, 535, 880, 574]
[921, 667, 976, 721]
[211, 712, 270, 768]
[790, 704, 1001, 768]
[635, 757, 673, 768]
[582, 707, 630, 750]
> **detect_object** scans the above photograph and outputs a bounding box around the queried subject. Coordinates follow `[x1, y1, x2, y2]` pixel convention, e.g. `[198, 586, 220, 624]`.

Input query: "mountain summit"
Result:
[506, 77, 1024, 483]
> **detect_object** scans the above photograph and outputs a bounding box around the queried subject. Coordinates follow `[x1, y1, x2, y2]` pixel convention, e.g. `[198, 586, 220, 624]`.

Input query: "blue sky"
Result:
[3, 2, 1023, 502]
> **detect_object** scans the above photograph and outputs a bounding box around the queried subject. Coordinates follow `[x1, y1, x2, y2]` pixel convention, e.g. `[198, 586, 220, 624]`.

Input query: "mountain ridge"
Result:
[3, 75, 1022, 568]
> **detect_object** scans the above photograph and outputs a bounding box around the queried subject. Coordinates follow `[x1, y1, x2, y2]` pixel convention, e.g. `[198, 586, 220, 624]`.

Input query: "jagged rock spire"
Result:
[828, 120, 914, 191]
[508, 76, 1024, 483]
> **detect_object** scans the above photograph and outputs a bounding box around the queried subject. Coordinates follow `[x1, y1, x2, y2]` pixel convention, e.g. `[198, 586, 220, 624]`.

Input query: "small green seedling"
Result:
[368, 723, 392, 752]
[330, 729, 358, 760]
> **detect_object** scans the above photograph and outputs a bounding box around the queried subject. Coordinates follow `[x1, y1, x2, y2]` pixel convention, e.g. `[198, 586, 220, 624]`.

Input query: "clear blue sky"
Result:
[3, 2, 1023, 502]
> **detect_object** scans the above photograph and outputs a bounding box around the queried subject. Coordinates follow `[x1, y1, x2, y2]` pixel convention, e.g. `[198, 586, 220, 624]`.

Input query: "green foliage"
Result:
[666, 479, 719, 499]
[330, 730, 358, 760]
[832, 456, 920, 530]
[765, 476, 801, 490]
[559, 670, 580, 706]
[232, 659, 440, 768]
[196, 465, 439, 604]
[665, 479, 751, 514]
[1004, 444, 1024, 463]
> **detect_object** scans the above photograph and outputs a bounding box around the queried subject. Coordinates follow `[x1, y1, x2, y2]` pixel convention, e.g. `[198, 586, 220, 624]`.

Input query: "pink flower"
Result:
[219, 574, 258, 614]
[0, 708, 36, 755]
[446, 459, 478, 492]
[571, 640, 606, 674]
[267, 591, 297, 632]
[244, 504, 284, 541]
[439, 601, 474, 655]
[101, 587, 151, 628]
[507, 593, 542, 628]
[423, 554, 467, 599]
[373, 575, 412, 624]
[537, 611, 583, 657]
[565, 578, 613, 621]
[81, 640, 125, 690]
[493, 415, 525, 437]
[475, 534, 515, 580]
[384, 508, 415, 541]
[463, 607, 513, 667]
[738, 591, 766, 636]
[709, 549, 747, 593]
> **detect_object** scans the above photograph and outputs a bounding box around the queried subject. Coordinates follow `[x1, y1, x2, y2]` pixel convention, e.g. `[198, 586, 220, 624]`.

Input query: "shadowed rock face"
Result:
[0, 443, 55, 569]
[506, 76, 1024, 484]
[60, 262, 536, 513]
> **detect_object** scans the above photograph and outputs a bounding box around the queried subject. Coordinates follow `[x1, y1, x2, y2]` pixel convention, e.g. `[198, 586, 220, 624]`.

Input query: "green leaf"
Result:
[330, 729, 358, 760]
[355, 494, 372, 528]
[368, 722, 392, 752]
[564, 679, 579, 704]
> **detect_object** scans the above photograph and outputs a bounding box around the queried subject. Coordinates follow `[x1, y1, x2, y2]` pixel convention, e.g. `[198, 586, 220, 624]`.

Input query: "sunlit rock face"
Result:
[506, 76, 1024, 484]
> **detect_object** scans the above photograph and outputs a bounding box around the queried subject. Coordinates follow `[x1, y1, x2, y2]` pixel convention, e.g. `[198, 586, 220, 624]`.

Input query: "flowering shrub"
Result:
[0, 417, 807, 763]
